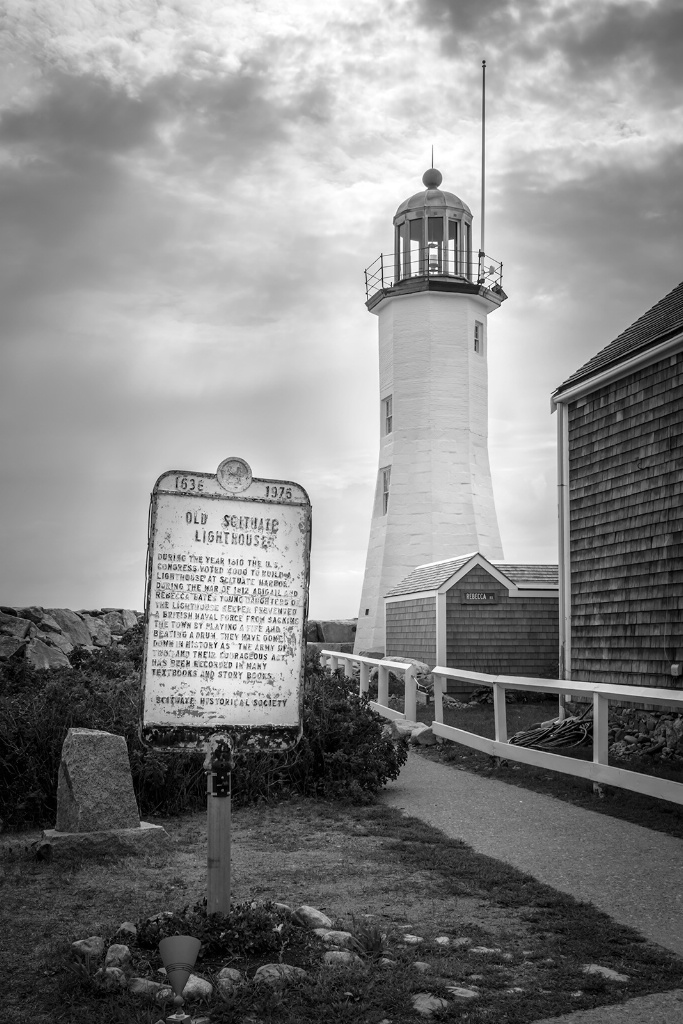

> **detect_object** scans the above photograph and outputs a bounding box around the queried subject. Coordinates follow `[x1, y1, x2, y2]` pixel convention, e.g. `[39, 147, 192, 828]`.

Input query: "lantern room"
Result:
[394, 167, 474, 281]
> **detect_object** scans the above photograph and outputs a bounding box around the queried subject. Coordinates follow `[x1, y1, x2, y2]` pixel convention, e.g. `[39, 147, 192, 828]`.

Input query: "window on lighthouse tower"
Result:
[382, 395, 393, 435]
[382, 467, 391, 515]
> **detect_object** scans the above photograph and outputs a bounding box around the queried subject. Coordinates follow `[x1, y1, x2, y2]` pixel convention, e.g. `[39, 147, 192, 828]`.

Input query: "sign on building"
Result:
[140, 457, 311, 753]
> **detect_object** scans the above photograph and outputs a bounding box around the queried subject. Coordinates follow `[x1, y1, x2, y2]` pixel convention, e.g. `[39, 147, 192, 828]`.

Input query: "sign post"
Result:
[140, 457, 310, 915]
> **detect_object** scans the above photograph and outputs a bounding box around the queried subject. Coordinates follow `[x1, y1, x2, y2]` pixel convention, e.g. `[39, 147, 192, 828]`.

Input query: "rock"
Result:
[46, 608, 93, 647]
[102, 611, 127, 634]
[313, 928, 356, 948]
[55, 728, 140, 832]
[451, 937, 472, 947]
[43, 631, 74, 655]
[254, 963, 308, 985]
[121, 609, 139, 630]
[304, 621, 321, 642]
[505, 987, 525, 994]
[104, 943, 132, 969]
[25, 637, 71, 670]
[116, 921, 138, 941]
[403, 934, 424, 944]
[378, 957, 397, 967]
[129, 977, 173, 1002]
[94, 967, 128, 990]
[446, 986, 479, 999]
[182, 973, 213, 999]
[41, 820, 169, 859]
[72, 936, 105, 959]
[323, 950, 362, 965]
[293, 905, 333, 929]
[0, 635, 27, 660]
[318, 619, 357, 644]
[412, 962, 431, 973]
[273, 902, 292, 913]
[434, 936, 450, 946]
[384, 719, 420, 741]
[81, 614, 112, 647]
[470, 946, 501, 954]
[0, 611, 32, 639]
[412, 992, 450, 1016]
[14, 606, 46, 624]
[410, 724, 437, 746]
[216, 966, 244, 997]
[583, 964, 629, 982]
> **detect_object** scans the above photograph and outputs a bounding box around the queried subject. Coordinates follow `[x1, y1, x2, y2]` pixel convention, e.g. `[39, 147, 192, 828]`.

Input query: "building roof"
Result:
[395, 187, 472, 221]
[385, 553, 558, 598]
[553, 280, 683, 398]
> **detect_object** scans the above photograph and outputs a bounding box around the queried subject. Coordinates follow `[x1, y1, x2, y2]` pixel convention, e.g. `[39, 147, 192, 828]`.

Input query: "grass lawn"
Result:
[409, 697, 683, 840]
[2, 796, 683, 1024]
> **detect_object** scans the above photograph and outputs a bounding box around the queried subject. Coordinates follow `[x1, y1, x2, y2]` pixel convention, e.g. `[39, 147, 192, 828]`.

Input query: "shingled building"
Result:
[385, 552, 558, 699]
[552, 280, 683, 699]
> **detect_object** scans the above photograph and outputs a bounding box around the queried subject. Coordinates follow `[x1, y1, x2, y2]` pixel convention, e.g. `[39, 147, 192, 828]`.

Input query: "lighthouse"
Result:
[354, 167, 507, 655]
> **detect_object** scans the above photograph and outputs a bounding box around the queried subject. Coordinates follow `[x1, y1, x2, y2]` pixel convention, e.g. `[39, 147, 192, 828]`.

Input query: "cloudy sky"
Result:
[1, 0, 681, 618]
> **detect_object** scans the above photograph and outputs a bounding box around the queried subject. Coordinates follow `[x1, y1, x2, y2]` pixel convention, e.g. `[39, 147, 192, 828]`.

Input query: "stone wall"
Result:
[0, 606, 143, 670]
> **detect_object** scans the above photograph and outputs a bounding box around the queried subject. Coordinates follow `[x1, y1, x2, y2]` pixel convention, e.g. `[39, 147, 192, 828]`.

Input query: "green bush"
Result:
[0, 637, 407, 831]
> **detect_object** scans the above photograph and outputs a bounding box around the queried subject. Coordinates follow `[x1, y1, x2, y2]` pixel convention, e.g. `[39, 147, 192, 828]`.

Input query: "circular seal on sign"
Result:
[217, 457, 253, 493]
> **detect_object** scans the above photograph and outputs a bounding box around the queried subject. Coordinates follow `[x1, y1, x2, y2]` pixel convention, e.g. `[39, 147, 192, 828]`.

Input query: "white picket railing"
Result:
[319, 651, 683, 807]
[432, 667, 683, 806]
[319, 650, 418, 722]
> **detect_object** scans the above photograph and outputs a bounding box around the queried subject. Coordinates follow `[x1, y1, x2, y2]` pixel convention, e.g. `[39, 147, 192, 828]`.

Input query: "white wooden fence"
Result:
[319, 651, 683, 807]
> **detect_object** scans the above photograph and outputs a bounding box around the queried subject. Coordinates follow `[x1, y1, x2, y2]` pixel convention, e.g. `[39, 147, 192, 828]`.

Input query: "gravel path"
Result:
[379, 750, 683, 1023]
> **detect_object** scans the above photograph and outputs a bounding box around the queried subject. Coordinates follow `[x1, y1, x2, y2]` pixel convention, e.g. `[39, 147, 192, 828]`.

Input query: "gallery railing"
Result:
[364, 249, 503, 303]
[319, 651, 683, 807]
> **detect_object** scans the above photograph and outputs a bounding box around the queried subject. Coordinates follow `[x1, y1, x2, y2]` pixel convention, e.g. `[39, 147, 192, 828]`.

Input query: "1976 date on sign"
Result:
[264, 485, 293, 500]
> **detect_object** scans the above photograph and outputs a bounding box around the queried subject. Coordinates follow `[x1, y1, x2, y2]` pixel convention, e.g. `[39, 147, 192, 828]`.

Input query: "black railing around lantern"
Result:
[364, 248, 503, 303]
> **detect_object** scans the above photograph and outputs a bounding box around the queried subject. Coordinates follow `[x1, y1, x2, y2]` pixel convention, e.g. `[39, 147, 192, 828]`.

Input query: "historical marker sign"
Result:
[140, 458, 311, 753]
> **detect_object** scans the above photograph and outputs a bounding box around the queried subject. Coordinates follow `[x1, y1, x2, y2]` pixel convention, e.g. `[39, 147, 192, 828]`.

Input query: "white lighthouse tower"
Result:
[354, 167, 506, 655]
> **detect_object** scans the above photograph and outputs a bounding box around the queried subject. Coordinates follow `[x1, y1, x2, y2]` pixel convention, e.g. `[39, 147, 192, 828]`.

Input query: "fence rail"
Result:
[319, 651, 683, 807]
[364, 249, 503, 302]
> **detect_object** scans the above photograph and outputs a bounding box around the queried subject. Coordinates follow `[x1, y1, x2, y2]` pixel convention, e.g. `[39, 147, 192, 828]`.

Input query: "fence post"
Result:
[359, 661, 370, 696]
[593, 693, 608, 765]
[432, 673, 444, 724]
[342, 657, 354, 679]
[493, 683, 507, 744]
[329, 655, 338, 672]
[404, 666, 417, 722]
[378, 664, 389, 707]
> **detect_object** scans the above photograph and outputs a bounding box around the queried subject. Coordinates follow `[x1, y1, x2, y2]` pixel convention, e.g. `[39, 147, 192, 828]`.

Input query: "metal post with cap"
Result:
[204, 733, 233, 914]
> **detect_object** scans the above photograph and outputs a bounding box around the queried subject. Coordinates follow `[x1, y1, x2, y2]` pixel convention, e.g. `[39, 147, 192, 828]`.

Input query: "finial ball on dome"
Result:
[422, 167, 443, 188]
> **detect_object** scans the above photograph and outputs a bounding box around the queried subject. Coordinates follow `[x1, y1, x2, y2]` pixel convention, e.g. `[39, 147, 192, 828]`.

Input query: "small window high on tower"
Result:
[383, 395, 393, 435]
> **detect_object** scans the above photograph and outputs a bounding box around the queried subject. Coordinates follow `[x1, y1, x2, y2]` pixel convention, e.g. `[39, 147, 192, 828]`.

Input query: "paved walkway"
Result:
[378, 751, 683, 1023]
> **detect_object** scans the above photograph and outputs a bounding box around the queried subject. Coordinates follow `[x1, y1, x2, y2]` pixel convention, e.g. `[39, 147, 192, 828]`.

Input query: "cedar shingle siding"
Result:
[385, 597, 436, 664]
[569, 351, 683, 687]
[446, 567, 558, 678]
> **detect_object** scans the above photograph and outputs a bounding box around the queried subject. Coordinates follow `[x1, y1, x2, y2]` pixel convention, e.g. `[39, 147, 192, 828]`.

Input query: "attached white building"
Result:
[354, 168, 506, 654]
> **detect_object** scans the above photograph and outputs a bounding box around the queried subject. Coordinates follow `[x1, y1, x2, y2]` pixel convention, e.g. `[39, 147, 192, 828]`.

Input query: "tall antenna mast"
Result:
[480, 59, 486, 256]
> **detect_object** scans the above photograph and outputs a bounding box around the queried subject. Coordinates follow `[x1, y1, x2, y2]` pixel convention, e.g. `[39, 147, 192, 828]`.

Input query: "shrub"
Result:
[0, 639, 407, 831]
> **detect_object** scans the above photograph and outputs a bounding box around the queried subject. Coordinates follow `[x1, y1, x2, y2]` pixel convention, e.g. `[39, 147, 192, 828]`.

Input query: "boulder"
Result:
[14, 606, 46, 625]
[410, 724, 437, 747]
[129, 978, 173, 1002]
[318, 620, 357, 644]
[0, 611, 32, 639]
[72, 936, 105, 960]
[323, 950, 362, 965]
[254, 963, 308, 985]
[413, 993, 450, 1016]
[56, 728, 140, 832]
[102, 611, 127, 635]
[216, 966, 244, 997]
[104, 943, 132, 969]
[121, 609, 140, 630]
[313, 928, 356, 948]
[182, 973, 213, 999]
[81, 614, 112, 647]
[44, 631, 74, 655]
[25, 638, 71, 670]
[46, 609, 93, 648]
[293, 905, 333, 929]
[0, 635, 27, 660]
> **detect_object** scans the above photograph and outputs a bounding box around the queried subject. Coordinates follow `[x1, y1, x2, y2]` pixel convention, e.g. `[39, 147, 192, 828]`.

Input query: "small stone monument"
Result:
[40, 728, 168, 859]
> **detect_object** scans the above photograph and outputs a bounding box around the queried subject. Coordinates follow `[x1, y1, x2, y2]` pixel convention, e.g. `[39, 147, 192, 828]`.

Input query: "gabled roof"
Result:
[553, 280, 683, 398]
[385, 552, 558, 598]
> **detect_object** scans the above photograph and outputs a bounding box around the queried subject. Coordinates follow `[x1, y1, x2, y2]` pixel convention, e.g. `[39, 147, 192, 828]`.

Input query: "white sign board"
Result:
[140, 458, 311, 752]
